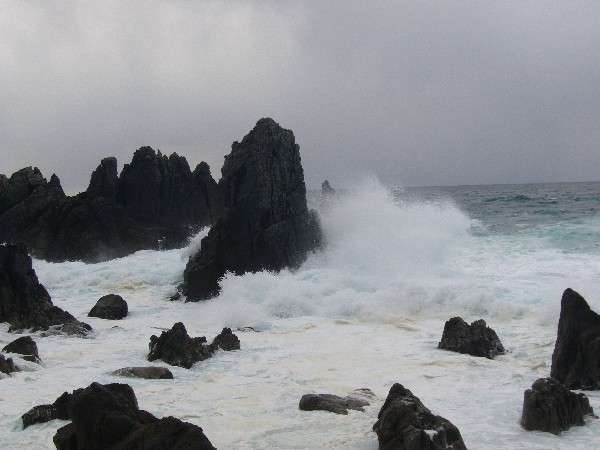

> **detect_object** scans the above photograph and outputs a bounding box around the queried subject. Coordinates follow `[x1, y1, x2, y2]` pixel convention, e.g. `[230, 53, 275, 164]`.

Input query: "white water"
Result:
[1, 179, 600, 449]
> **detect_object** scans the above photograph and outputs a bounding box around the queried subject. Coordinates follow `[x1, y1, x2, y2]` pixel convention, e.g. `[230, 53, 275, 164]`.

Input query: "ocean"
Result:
[1, 178, 600, 449]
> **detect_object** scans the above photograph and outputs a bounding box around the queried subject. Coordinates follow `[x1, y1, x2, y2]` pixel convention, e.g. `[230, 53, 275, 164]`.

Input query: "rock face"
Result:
[88, 294, 128, 320]
[0, 243, 91, 333]
[0, 148, 223, 262]
[2, 336, 40, 363]
[147, 323, 240, 369]
[299, 392, 370, 415]
[438, 317, 504, 359]
[0, 354, 19, 375]
[373, 383, 467, 450]
[521, 377, 594, 434]
[183, 118, 322, 300]
[550, 288, 600, 389]
[111, 366, 173, 380]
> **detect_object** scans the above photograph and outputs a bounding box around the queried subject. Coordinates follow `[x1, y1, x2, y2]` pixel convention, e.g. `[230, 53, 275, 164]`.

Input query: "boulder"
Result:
[299, 392, 370, 415]
[0, 354, 19, 375]
[373, 383, 467, 450]
[183, 118, 322, 300]
[111, 366, 173, 380]
[88, 294, 128, 320]
[550, 288, 600, 389]
[22, 391, 72, 428]
[438, 317, 504, 359]
[0, 243, 91, 333]
[2, 336, 40, 363]
[147, 322, 240, 369]
[521, 377, 594, 434]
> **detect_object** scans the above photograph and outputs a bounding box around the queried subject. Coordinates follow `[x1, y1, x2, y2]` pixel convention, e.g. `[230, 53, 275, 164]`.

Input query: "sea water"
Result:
[1, 178, 600, 449]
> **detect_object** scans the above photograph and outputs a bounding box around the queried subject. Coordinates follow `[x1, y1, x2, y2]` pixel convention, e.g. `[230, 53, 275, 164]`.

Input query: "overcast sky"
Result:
[2, 1, 600, 192]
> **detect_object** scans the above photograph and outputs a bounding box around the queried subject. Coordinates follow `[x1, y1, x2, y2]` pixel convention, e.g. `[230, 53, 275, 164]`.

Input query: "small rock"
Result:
[2, 336, 40, 363]
[299, 392, 370, 415]
[438, 317, 504, 359]
[0, 354, 19, 375]
[111, 366, 174, 380]
[88, 294, 128, 320]
[521, 377, 595, 434]
[209, 327, 241, 351]
[22, 391, 71, 428]
[321, 179, 336, 196]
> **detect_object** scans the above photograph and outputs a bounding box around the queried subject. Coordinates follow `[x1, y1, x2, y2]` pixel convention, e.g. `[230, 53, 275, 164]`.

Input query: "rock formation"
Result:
[0, 354, 19, 375]
[183, 118, 322, 300]
[88, 294, 128, 320]
[0, 243, 91, 333]
[147, 322, 240, 369]
[2, 336, 40, 363]
[0, 148, 222, 262]
[438, 317, 504, 359]
[373, 383, 467, 450]
[520, 377, 594, 434]
[111, 366, 173, 380]
[321, 179, 335, 196]
[550, 288, 600, 389]
[299, 390, 372, 415]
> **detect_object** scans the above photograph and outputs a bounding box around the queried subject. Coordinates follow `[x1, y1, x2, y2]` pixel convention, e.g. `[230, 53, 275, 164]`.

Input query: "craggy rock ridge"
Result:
[373, 383, 467, 450]
[551, 288, 600, 389]
[438, 317, 504, 359]
[0, 148, 222, 262]
[147, 322, 240, 368]
[520, 377, 594, 434]
[0, 243, 90, 333]
[183, 118, 322, 300]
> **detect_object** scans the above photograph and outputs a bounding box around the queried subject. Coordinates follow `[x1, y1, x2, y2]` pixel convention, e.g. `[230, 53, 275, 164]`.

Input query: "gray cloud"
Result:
[1, 1, 599, 192]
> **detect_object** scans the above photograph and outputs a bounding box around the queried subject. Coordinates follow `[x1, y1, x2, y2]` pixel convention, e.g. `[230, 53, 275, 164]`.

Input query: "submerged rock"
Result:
[0, 243, 91, 334]
[111, 366, 173, 380]
[147, 322, 240, 369]
[438, 317, 504, 359]
[0, 354, 19, 375]
[2, 336, 40, 363]
[521, 377, 594, 434]
[373, 383, 467, 450]
[88, 294, 128, 320]
[550, 288, 600, 389]
[183, 118, 322, 300]
[299, 391, 371, 415]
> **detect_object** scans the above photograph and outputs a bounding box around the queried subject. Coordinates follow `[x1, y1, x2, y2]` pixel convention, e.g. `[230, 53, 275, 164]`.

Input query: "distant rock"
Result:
[551, 288, 600, 389]
[299, 389, 372, 415]
[88, 294, 128, 320]
[111, 366, 173, 380]
[373, 383, 467, 450]
[183, 118, 322, 300]
[147, 322, 240, 369]
[321, 179, 335, 196]
[2, 336, 40, 363]
[0, 354, 19, 375]
[438, 317, 504, 359]
[0, 243, 91, 334]
[521, 377, 594, 434]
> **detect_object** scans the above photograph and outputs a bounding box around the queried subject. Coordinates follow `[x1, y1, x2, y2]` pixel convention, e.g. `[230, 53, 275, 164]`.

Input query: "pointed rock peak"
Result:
[193, 161, 211, 177]
[87, 157, 118, 198]
[232, 117, 295, 153]
[131, 146, 157, 163]
[561, 288, 591, 313]
[49, 174, 65, 195]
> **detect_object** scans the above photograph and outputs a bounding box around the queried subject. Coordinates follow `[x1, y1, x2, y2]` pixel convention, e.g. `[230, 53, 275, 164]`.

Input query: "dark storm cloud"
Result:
[2, 1, 599, 192]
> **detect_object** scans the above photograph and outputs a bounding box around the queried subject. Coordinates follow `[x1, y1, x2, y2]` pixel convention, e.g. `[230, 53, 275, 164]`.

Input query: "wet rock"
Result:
[521, 377, 594, 434]
[2, 336, 40, 363]
[438, 317, 504, 359]
[0, 354, 19, 375]
[0, 243, 91, 333]
[88, 294, 128, 320]
[550, 288, 600, 389]
[22, 392, 71, 429]
[183, 118, 322, 300]
[147, 322, 240, 369]
[111, 366, 173, 380]
[299, 392, 370, 415]
[373, 383, 467, 450]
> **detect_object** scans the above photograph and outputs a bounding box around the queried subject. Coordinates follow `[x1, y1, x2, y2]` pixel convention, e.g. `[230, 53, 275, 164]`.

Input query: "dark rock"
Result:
[183, 118, 322, 300]
[0, 243, 91, 333]
[88, 294, 128, 320]
[373, 383, 467, 450]
[111, 366, 173, 380]
[321, 179, 335, 196]
[22, 391, 71, 428]
[2, 336, 40, 363]
[550, 288, 600, 389]
[209, 327, 241, 351]
[0, 353, 19, 375]
[299, 392, 370, 415]
[438, 317, 504, 359]
[521, 377, 594, 434]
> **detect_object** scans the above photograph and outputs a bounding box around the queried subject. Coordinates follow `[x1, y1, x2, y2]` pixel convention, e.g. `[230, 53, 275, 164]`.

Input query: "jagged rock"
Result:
[111, 366, 173, 380]
[183, 118, 322, 300]
[2, 336, 40, 363]
[0, 243, 91, 333]
[299, 391, 370, 415]
[88, 294, 128, 320]
[321, 179, 335, 196]
[0, 148, 222, 263]
[22, 391, 72, 428]
[438, 317, 504, 359]
[373, 383, 467, 450]
[521, 377, 594, 434]
[147, 322, 240, 369]
[551, 288, 600, 389]
[0, 354, 19, 375]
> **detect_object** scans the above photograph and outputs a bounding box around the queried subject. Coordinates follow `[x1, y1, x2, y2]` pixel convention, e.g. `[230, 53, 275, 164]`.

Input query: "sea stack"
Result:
[182, 118, 322, 300]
